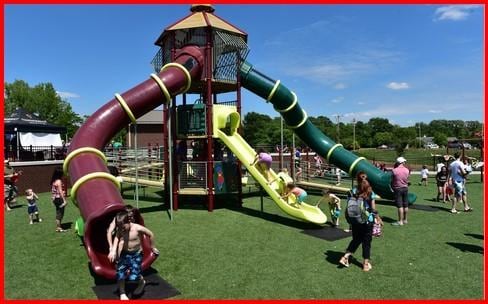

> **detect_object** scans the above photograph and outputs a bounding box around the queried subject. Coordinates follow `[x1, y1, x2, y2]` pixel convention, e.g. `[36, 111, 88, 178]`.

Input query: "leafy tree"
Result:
[242, 112, 274, 147]
[392, 126, 417, 153]
[432, 132, 448, 146]
[367, 117, 393, 134]
[269, 117, 294, 147]
[354, 121, 373, 148]
[4, 80, 83, 138]
[309, 116, 333, 134]
[374, 132, 393, 146]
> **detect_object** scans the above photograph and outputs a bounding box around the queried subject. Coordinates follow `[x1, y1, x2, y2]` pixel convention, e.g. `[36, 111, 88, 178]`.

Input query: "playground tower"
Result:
[151, 5, 250, 211]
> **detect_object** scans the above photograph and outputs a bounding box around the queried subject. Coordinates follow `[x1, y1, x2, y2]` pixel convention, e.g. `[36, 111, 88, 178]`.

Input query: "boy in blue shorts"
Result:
[108, 210, 159, 300]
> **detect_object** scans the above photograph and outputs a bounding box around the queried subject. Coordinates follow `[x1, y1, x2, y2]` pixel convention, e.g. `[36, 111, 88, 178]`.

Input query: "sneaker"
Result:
[450, 209, 459, 214]
[133, 279, 146, 295]
[403, 220, 408, 225]
[29, 221, 33, 225]
[339, 256, 350, 268]
[391, 222, 403, 226]
[464, 208, 473, 212]
[120, 294, 129, 300]
[363, 262, 372, 272]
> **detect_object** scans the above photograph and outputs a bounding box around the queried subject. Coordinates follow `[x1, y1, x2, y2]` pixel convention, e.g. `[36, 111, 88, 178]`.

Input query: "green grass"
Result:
[5, 178, 483, 299]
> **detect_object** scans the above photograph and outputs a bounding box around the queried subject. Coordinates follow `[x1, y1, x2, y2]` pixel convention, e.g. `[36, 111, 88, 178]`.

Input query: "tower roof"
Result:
[164, 5, 246, 36]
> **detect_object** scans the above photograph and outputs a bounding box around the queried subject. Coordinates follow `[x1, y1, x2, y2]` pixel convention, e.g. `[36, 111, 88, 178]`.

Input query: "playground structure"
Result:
[64, 5, 416, 279]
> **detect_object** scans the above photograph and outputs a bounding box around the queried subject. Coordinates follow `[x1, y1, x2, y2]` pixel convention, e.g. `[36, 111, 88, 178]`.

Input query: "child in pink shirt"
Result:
[282, 183, 307, 205]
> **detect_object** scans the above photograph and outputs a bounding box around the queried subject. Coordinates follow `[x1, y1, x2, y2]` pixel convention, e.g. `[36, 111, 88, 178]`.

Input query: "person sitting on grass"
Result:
[281, 183, 307, 207]
[316, 189, 341, 227]
[108, 210, 159, 300]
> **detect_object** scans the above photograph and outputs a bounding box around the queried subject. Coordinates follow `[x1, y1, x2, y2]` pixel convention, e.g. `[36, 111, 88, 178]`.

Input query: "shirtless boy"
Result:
[108, 210, 159, 300]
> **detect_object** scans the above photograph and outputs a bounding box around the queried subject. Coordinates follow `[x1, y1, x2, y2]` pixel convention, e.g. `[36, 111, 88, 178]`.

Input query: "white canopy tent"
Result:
[19, 132, 63, 147]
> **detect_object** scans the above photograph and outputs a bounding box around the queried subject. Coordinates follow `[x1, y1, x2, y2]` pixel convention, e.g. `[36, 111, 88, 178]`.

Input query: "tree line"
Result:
[4, 80, 83, 138]
[4, 80, 483, 149]
[241, 112, 483, 150]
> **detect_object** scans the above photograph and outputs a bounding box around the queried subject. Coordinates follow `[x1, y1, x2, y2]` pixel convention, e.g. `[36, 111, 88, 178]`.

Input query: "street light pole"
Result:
[280, 116, 284, 168]
[352, 118, 356, 151]
[334, 114, 342, 143]
[418, 124, 422, 148]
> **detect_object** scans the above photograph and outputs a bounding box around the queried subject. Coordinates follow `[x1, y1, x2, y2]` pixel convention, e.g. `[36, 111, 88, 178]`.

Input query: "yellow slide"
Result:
[213, 105, 327, 225]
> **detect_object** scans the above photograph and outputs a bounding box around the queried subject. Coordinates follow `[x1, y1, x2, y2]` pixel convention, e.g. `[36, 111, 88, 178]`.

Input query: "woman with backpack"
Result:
[339, 172, 377, 272]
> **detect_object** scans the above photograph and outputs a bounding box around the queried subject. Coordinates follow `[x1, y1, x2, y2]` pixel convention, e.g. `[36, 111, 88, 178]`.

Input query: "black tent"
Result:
[4, 108, 66, 133]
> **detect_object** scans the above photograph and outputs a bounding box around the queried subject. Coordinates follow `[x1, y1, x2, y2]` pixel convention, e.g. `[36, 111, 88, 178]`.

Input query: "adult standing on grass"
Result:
[448, 152, 473, 213]
[391, 157, 410, 226]
[339, 173, 376, 272]
[51, 167, 68, 232]
[435, 166, 449, 203]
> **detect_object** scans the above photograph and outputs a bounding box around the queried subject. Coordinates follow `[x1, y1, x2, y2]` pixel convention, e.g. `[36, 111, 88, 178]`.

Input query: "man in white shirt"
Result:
[448, 153, 472, 213]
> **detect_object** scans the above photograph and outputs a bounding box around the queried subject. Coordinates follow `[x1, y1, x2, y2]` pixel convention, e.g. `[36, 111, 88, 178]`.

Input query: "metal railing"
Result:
[4, 145, 66, 161]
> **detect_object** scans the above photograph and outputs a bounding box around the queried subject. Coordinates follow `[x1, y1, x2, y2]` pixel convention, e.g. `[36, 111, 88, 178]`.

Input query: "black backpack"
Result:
[345, 193, 371, 225]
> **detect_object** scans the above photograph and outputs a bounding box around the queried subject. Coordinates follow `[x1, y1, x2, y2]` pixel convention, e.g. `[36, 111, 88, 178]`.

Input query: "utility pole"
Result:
[280, 116, 284, 168]
[352, 118, 356, 151]
[418, 123, 422, 148]
[334, 114, 342, 143]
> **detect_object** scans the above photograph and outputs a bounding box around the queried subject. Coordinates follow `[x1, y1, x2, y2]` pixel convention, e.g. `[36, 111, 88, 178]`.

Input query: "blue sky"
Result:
[4, 4, 484, 127]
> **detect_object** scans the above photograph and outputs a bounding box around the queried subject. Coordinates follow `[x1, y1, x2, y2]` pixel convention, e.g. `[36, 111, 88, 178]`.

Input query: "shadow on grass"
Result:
[428, 206, 456, 213]
[379, 216, 396, 224]
[228, 205, 318, 230]
[464, 233, 483, 240]
[60, 221, 73, 230]
[323, 250, 363, 269]
[446, 242, 483, 254]
[121, 192, 165, 204]
[409, 204, 439, 212]
[8, 203, 24, 210]
[89, 264, 160, 286]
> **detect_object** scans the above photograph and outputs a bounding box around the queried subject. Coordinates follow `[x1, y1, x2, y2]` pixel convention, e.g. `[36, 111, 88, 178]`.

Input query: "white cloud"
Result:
[331, 97, 344, 104]
[334, 83, 347, 90]
[434, 5, 482, 21]
[56, 91, 80, 99]
[387, 82, 410, 90]
[288, 48, 402, 86]
[428, 109, 442, 113]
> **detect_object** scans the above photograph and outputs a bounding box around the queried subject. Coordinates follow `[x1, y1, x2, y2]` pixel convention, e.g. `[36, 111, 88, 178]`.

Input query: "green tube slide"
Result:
[239, 61, 416, 203]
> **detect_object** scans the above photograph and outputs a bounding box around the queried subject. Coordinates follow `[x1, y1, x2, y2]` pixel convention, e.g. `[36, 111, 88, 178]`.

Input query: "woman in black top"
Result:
[435, 166, 449, 203]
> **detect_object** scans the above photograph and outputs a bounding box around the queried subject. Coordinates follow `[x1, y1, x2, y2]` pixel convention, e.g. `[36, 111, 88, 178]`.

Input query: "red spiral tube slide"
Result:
[64, 45, 204, 279]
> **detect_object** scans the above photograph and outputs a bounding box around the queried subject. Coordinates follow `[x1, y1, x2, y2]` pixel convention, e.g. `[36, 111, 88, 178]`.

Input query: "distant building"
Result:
[125, 110, 164, 148]
[416, 136, 434, 146]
